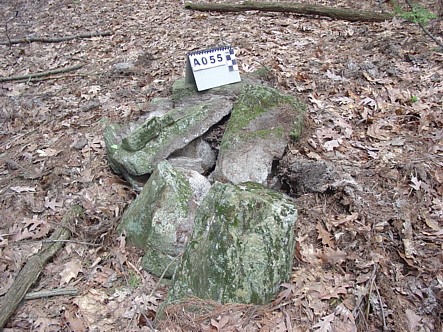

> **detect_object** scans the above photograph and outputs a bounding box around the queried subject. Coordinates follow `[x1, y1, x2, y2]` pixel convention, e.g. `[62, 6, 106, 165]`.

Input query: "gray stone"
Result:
[103, 75, 286, 189]
[105, 96, 232, 178]
[171, 72, 273, 107]
[168, 138, 216, 174]
[118, 161, 211, 278]
[168, 182, 297, 305]
[113, 62, 135, 75]
[121, 115, 174, 152]
[168, 157, 206, 174]
[280, 158, 361, 196]
[140, 97, 174, 120]
[172, 78, 242, 106]
[211, 85, 305, 185]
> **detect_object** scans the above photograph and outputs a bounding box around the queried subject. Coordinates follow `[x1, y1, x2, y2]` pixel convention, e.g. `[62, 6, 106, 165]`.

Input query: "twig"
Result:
[148, 255, 180, 299]
[9, 73, 90, 83]
[366, 272, 374, 320]
[352, 265, 377, 319]
[374, 279, 387, 331]
[42, 239, 101, 247]
[24, 287, 78, 300]
[0, 31, 113, 46]
[0, 64, 83, 83]
[0, 205, 83, 329]
[4, 11, 18, 48]
[0, 118, 53, 150]
[405, 0, 443, 51]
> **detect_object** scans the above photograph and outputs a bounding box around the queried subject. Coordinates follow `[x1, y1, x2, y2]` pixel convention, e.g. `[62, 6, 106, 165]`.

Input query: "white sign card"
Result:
[185, 46, 241, 91]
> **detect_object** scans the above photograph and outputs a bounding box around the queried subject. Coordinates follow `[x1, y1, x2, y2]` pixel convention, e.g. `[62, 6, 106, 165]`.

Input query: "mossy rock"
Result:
[212, 84, 305, 184]
[118, 161, 210, 278]
[167, 181, 297, 304]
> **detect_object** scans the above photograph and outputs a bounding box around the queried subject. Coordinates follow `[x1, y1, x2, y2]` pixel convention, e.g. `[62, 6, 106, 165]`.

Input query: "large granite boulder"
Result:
[118, 161, 211, 278]
[167, 181, 297, 305]
[211, 84, 305, 185]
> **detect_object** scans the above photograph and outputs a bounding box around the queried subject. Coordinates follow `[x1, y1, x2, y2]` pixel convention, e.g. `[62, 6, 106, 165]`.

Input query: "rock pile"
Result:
[104, 73, 305, 305]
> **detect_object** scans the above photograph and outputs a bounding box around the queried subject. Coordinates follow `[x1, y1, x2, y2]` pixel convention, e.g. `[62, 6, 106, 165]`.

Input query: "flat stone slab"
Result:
[105, 96, 233, 178]
[211, 84, 305, 185]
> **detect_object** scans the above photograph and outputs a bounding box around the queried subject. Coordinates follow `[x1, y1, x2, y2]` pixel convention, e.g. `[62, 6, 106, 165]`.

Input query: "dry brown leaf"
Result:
[273, 283, 295, 306]
[91, 266, 117, 288]
[334, 303, 355, 324]
[319, 286, 347, 300]
[60, 259, 83, 285]
[312, 313, 335, 332]
[318, 247, 347, 265]
[80, 168, 94, 183]
[12, 216, 51, 241]
[210, 315, 229, 331]
[36, 148, 60, 157]
[367, 121, 391, 140]
[409, 174, 422, 191]
[32, 317, 61, 332]
[406, 309, 423, 331]
[316, 222, 335, 248]
[44, 197, 64, 211]
[433, 169, 443, 184]
[64, 307, 87, 332]
[323, 138, 342, 152]
[330, 213, 359, 227]
[402, 238, 416, 260]
[422, 213, 440, 231]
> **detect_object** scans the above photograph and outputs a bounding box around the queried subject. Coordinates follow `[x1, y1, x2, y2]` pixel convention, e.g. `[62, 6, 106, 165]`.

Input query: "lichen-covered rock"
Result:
[105, 96, 232, 179]
[211, 84, 305, 185]
[168, 182, 297, 305]
[118, 160, 211, 278]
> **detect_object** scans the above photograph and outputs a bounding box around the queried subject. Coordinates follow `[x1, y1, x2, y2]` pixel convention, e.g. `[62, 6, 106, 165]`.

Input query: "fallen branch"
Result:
[0, 205, 83, 329]
[0, 31, 113, 46]
[185, 1, 394, 22]
[9, 73, 90, 83]
[24, 287, 79, 300]
[43, 239, 101, 247]
[0, 64, 83, 83]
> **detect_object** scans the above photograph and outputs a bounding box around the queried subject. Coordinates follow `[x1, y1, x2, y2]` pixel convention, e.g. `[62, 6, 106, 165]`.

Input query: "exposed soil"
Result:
[1, 0, 442, 331]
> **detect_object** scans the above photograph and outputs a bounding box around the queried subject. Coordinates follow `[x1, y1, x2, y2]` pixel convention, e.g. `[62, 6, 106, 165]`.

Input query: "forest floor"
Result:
[0, 0, 442, 331]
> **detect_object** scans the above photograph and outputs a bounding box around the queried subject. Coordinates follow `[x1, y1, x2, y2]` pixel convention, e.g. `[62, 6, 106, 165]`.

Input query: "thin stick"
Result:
[24, 287, 78, 300]
[374, 279, 387, 331]
[9, 73, 90, 83]
[42, 239, 101, 247]
[0, 31, 113, 46]
[352, 265, 377, 318]
[148, 255, 180, 298]
[0, 64, 83, 83]
[405, 0, 443, 51]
